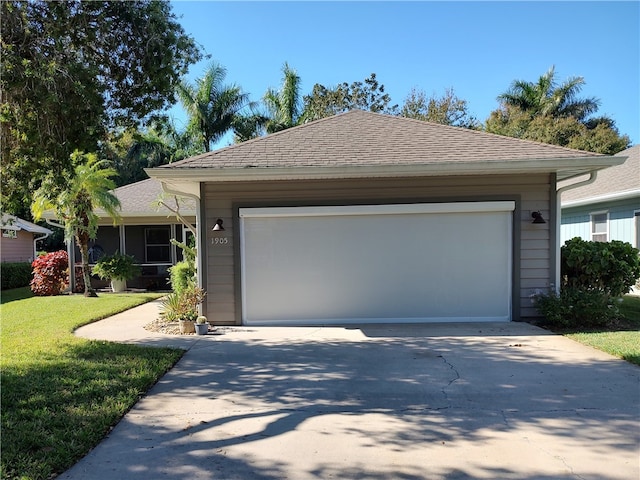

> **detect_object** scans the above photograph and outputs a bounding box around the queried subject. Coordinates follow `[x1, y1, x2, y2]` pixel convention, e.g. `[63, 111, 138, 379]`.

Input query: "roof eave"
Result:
[147, 156, 623, 183]
[561, 189, 640, 208]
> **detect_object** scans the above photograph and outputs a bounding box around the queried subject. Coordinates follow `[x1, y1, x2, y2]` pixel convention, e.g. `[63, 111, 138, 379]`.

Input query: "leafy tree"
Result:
[101, 129, 172, 186]
[486, 66, 630, 153]
[1, 0, 201, 216]
[401, 87, 479, 128]
[101, 121, 200, 186]
[31, 152, 121, 297]
[263, 63, 303, 133]
[176, 62, 251, 152]
[567, 117, 631, 155]
[301, 84, 346, 121]
[301, 73, 398, 122]
[486, 105, 630, 154]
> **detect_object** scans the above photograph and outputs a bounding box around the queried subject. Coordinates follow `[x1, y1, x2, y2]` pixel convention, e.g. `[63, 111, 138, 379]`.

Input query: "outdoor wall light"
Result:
[212, 218, 225, 231]
[531, 211, 546, 224]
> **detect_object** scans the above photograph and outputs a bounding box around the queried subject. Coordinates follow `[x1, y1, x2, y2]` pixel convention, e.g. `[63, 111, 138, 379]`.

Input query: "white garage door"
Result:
[240, 202, 515, 325]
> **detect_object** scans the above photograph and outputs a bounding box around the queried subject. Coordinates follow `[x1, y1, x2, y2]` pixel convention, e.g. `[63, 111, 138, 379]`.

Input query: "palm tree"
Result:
[176, 62, 251, 152]
[497, 66, 600, 121]
[32, 151, 121, 297]
[232, 109, 268, 143]
[263, 63, 302, 133]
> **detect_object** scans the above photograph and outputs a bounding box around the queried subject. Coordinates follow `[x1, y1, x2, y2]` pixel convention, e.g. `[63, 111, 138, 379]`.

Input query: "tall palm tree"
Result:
[32, 151, 121, 297]
[176, 62, 251, 152]
[498, 66, 600, 121]
[232, 108, 268, 143]
[263, 63, 302, 133]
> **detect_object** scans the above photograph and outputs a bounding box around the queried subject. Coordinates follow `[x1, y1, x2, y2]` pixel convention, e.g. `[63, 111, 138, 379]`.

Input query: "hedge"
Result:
[1, 262, 33, 290]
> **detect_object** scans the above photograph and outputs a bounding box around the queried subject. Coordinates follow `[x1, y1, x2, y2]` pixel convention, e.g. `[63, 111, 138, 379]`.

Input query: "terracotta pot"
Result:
[179, 319, 196, 334]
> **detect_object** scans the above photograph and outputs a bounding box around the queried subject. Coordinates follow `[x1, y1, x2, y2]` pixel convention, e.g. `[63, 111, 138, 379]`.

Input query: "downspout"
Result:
[554, 171, 599, 293]
[159, 183, 204, 304]
[33, 232, 50, 261]
[45, 218, 75, 293]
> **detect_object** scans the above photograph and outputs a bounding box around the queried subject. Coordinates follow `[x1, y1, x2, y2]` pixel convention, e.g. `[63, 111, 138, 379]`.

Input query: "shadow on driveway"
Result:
[62, 321, 640, 480]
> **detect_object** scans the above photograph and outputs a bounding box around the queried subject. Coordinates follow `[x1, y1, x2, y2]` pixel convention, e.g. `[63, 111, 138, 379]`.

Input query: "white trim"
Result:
[240, 217, 248, 323]
[240, 201, 516, 219]
[147, 156, 623, 184]
[245, 316, 511, 326]
[562, 189, 640, 208]
[634, 209, 640, 249]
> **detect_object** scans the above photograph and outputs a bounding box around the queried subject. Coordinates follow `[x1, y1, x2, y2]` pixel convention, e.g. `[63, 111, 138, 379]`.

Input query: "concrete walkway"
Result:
[61, 299, 640, 479]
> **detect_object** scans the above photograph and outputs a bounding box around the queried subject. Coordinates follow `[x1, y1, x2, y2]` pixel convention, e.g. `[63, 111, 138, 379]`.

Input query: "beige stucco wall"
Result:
[203, 174, 552, 325]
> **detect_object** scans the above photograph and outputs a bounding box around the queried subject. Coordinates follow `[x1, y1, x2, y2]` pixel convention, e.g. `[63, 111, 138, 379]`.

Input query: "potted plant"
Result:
[91, 252, 140, 292]
[160, 284, 206, 334]
[195, 315, 209, 335]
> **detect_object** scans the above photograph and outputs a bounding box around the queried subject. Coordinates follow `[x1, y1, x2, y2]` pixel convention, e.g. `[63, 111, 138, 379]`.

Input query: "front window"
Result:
[590, 212, 608, 242]
[145, 227, 171, 263]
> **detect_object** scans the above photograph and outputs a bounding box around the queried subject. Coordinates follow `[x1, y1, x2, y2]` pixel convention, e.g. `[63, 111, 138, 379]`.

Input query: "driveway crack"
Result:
[438, 353, 460, 403]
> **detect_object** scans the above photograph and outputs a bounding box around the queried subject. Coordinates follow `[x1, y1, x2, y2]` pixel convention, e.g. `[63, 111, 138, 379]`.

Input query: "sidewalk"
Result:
[74, 298, 203, 349]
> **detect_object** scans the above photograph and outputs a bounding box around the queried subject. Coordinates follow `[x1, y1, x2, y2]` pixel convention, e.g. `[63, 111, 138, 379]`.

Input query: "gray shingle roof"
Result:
[104, 179, 196, 218]
[561, 145, 639, 204]
[161, 110, 603, 171]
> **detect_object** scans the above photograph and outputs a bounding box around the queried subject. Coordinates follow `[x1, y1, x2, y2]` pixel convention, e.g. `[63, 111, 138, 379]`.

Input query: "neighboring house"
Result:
[1, 214, 52, 263]
[561, 145, 639, 248]
[79, 178, 196, 290]
[146, 110, 624, 326]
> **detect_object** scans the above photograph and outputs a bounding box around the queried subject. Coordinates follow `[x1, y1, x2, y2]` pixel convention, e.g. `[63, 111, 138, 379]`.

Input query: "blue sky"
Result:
[169, 1, 639, 147]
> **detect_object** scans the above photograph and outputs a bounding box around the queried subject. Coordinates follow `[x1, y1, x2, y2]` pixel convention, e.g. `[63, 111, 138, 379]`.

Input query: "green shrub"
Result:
[535, 239, 640, 328]
[168, 235, 196, 294]
[534, 287, 620, 328]
[91, 252, 140, 281]
[160, 284, 205, 321]
[168, 260, 195, 294]
[562, 238, 640, 296]
[1, 262, 32, 290]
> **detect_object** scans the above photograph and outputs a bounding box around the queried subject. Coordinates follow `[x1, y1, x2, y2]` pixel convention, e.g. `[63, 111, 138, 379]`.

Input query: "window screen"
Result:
[145, 227, 171, 263]
[591, 213, 608, 242]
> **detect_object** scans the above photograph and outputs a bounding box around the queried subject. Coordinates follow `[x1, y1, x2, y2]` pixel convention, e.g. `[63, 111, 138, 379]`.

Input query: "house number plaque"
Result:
[211, 237, 229, 246]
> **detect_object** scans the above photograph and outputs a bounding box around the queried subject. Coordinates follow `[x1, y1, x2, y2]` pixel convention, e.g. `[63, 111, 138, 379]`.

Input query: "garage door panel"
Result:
[240, 202, 514, 324]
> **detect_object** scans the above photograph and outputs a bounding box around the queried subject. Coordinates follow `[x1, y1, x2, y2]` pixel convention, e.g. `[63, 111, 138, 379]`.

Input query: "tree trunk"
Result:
[76, 233, 97, 297]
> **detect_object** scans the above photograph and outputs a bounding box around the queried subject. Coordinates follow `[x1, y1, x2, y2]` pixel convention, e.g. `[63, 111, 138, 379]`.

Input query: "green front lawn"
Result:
[1, 288, 182, 480]
[564, 295, 640, 366]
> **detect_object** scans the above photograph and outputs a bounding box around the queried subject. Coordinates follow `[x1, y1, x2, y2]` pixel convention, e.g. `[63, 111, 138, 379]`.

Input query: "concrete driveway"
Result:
[61, 300, 639, 480]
